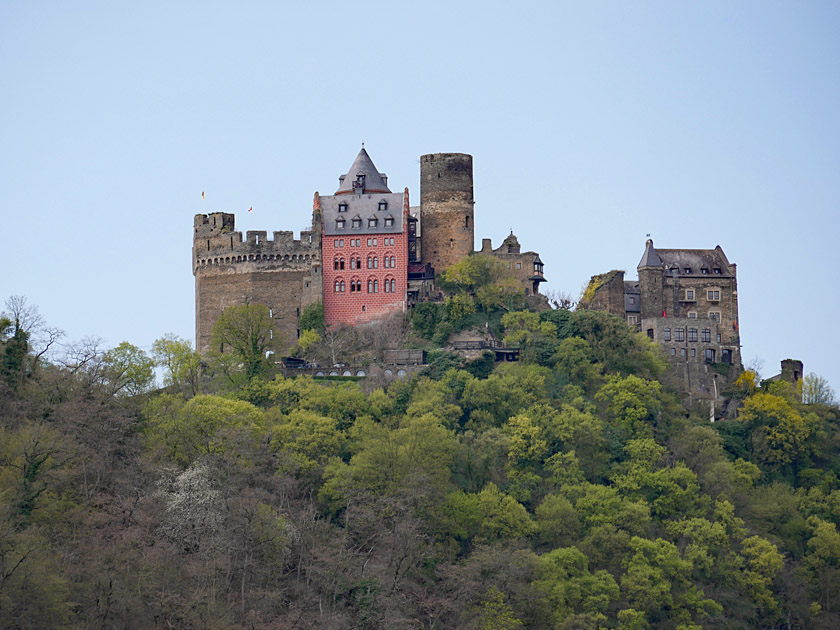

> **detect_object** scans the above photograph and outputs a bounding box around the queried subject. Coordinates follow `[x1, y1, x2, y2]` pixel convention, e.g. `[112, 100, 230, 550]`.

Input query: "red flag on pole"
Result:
[201, 191, 205, 200]
[248, 206, 253, 212]
[662, 309, 667, 317]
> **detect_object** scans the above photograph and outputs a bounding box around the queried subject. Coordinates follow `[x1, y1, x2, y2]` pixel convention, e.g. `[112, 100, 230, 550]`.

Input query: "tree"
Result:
[152, 334, 202, 395]
[738, 392, 809, 464]
[298, 301, 324, 333]
[144, 394, 264, 465]
[803, 374, 838, 407]
[101, 342, 155, 397]
[502, 311, 558, 364]
[0, 296, 62, 391]
[209, 303, 279, 383]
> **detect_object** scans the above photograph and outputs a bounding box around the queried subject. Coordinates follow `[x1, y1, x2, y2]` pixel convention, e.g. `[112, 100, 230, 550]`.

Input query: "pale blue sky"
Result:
[2, 1, 838, 388]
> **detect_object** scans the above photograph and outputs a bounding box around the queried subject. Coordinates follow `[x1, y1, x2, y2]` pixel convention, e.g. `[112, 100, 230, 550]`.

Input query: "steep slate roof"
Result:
[335, 147, 391, 195]
[638, 239, 663, 268]
[321, 192, 405, 236]
[637, 240, 734, 277]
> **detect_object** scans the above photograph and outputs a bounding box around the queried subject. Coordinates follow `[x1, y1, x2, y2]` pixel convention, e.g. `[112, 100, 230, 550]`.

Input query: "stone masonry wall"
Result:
[193, 212, 321, 354]
[419, 153, 474, 274]
[580, 270, 626, 316]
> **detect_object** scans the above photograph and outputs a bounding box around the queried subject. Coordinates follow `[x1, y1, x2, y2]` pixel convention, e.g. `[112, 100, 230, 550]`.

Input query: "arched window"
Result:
[390, 278, 395, 293]
[334, 257, 340, 270]
[373, 256, 378, 269]
[340, 257, 345, 270]
[334, 279, 340, 292]
[340, 280, 345, 292]
[367, 279, 373, 293]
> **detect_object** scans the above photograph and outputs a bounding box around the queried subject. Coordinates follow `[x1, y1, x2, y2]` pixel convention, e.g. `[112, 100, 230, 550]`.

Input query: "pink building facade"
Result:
[319, 148, 409, 326]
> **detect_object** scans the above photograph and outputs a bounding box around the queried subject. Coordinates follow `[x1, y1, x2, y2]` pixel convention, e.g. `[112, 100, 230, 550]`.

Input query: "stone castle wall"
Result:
[193, 213, 322, 353]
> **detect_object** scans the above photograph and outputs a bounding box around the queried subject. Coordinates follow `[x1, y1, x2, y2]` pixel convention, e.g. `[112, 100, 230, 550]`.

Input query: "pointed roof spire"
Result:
[335, 146, 391, 195]
[638, 238, 663, 268]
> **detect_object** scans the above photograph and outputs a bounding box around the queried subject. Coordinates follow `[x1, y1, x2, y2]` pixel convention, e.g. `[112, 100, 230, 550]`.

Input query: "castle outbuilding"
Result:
[581, 239, 741, 411]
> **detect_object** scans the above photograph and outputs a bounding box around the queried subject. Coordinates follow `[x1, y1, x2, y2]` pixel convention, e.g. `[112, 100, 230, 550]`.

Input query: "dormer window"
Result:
[713, 268, 721, 274]
[378, 201, 388, 211]
[701, 268, 709, 274]
[338, 202, 348, 213]
[384, 216, 394, 227]
[352, 217, 362, 229]
[353, 173, 366, 192]
[336, 218, 345, 230]
[684, 268, 691, 274]
[368, 218, 378, 228]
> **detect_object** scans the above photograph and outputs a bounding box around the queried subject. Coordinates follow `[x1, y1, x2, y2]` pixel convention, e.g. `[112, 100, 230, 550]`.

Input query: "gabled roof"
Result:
[637, 239, 734, 277]
[335, 147, 391, 195]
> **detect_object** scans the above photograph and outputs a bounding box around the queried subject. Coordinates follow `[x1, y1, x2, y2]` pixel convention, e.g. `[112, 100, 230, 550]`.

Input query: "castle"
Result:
[580, 239, 742, 411]
[193, 148, 546, 353]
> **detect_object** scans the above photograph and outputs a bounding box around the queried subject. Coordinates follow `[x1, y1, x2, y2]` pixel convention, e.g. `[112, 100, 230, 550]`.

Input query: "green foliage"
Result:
[209, 302, 279, 383]
[410, 301, 445, 339]
[534, 546, 619, 622]
[803, 373, 838, 407]
[4, 298, 840, 628]
[595, 374, 663, 439]
[298, 300, 324, 333]
[152, 333, 202, 395]
[144, 393, 264, 465]
[739, 392, 810, 464]
[473, 587, 524, 630]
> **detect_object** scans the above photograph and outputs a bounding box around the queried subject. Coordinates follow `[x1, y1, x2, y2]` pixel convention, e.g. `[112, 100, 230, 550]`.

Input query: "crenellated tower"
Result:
[192, 211, 322, 353]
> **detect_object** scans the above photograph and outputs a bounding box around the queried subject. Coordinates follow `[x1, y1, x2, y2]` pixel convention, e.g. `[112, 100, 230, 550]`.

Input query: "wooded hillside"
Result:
[1, 297, 839, 629]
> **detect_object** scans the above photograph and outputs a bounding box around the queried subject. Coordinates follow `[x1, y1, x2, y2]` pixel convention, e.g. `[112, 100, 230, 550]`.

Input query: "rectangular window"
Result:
[664, 328, 671, 341]
[705, 348, 716, 363]
[372, 238, 377, 246]
[680, 348, 686, 357]
[690, 348, 696, 357]
[685, 289, 694, 301]
[516, 262, 521, 269]
[670, 348, 676, 356]
[675, 328, 685, 342]
[334, 239, 339, 247]
[629, 296, 636, 305]
[707, 290, 720, 301]
[709, 311, 721, 322]
[688, 328, 698, 342]
[702, 329, 711, 343]
[628, 315, 638, 325]
[647, 329, 654, 340]
[717, 333, 722, 343]
[688, 312, 697, 318]
[340, 239, 344, 247]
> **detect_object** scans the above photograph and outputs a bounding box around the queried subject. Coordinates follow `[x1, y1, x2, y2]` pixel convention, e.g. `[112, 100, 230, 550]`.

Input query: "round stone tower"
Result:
[419, 153, 474, 274]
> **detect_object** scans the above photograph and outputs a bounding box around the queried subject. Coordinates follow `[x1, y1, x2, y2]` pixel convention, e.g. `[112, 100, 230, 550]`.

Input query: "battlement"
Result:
[193, 212, 320, 275]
